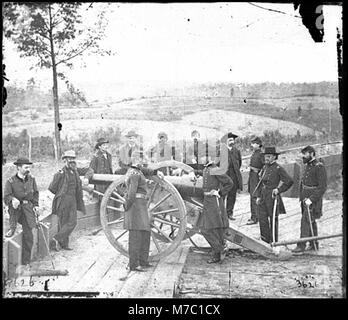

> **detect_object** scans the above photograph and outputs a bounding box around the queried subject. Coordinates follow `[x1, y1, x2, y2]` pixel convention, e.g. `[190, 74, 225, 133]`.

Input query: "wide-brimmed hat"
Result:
[261, 146, 280, 155]
[125, 130, 139, 138]
[62, 150, 76, 159]
[158, 131, 168, 139]
[95, 137, 109, 149]
[221, 132, 239, 143]
[13, 157, 32, 165]
[250, 136, 262, 146]
[301, 145, 316, 154]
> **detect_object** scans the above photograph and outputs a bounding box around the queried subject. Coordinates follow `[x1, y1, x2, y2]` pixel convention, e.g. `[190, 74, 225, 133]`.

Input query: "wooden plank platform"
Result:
[3, 194, 343, 298]
[177, 194, 344, 298]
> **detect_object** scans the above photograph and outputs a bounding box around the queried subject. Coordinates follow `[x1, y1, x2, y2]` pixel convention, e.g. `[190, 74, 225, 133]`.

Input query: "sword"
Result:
[272, 195, 278, 244]
[306, 203, 318, 251]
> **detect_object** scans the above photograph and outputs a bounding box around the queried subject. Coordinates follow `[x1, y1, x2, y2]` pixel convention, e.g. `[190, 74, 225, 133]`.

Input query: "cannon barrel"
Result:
[88, 173, 205, 200]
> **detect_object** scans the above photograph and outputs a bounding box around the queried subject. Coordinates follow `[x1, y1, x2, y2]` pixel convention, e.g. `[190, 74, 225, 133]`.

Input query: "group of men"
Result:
[3, 128, 327, 270]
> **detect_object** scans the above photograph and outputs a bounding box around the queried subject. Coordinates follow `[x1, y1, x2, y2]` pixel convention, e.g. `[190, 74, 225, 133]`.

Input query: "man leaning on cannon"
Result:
[292, 145, 327, 254]
[48, 150, 89, 251]
[189, 155, 234, 264]
[3, 157, 40, 269]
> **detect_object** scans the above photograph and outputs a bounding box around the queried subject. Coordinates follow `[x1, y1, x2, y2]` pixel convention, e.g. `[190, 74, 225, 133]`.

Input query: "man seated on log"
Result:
[4, 157, 40, 270]
[123, 151, 164, 272]
[292, 145, 327, 254]
[188, 155, 233, 264]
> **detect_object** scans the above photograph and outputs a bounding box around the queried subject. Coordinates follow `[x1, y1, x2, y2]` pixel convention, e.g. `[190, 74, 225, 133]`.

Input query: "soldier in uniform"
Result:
[255, 147, 293, 244]
[292, 145, 327, 253]
[85, 138, 113, 194]
[247, 136, 264, 225]
[3, 157, 39, 267]
[123, 151, 164, 272]
[48, 150, 88, 251]
[190, 156, 233, 263]
[221, 132, 243, 220]
[115, 130, 140, 174]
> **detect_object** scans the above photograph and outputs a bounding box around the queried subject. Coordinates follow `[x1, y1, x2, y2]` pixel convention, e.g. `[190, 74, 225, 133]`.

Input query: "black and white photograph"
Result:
[2, 2, 344, 301]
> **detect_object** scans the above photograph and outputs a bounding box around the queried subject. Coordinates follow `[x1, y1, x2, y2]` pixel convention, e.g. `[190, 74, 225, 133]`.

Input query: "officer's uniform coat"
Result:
[4, 174, 39, 264]
[300, 158, 327, 218]
[196, 164, 234, 230]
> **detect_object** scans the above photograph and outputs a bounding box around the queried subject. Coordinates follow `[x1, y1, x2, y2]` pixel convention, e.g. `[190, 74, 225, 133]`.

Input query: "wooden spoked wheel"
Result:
[100, 164, 188, 261]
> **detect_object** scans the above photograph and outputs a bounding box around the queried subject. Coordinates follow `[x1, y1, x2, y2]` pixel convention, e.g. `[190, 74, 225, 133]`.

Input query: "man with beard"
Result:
[85, 138, 113, 194]
[255, 147, 293, 244]
[116, 130, 140, 174]
[222, 132, 243, 220]
[247, 137, 264, 225]
[123, 151, 164, 271]
[189, 156, 233, 263]
[4, 157, 39, 268]
[48, 150, 89, 251]
[292, 146, 327, 253]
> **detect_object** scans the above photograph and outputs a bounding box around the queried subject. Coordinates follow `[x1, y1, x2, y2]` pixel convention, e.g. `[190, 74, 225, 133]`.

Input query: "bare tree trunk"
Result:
[48, 5, 61, 160]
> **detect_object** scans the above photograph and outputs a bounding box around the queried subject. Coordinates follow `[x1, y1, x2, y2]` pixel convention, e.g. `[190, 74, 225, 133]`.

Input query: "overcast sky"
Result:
[3, 2, 342, 91]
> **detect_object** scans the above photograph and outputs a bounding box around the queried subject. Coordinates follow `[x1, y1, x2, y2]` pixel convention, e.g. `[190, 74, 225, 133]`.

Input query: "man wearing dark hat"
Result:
[115, 130, 140, 174]
[190, 155, 233, 263]
[3, 157, 39, 267]
[255, 147, 293, 243]
[123, 151, 164, 271]
[221, 132, 243, 220]
[85, 138, 113, 193]
[292, 146, 327, 253]
[48, 150, 87, 251]
[247, 137, 264, 225]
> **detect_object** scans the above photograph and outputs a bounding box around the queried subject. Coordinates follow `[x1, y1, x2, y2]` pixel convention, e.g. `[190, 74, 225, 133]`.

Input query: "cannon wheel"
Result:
[100, 162, 189, 261]
[152, 160, 202, 247]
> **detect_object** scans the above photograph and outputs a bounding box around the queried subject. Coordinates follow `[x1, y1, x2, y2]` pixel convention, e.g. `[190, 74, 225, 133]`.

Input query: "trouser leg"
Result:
[250, 194, 259, 222]
[226, 185, 237, 217]
[201, 229, 223, 258]
[128, 230, 141, 269]
[55, 205, 77, 248]
[8, 208, 18, 233]
[20, 215, 34, 265]
[139, 231, 151, 266]
[258, 203, 271, 243]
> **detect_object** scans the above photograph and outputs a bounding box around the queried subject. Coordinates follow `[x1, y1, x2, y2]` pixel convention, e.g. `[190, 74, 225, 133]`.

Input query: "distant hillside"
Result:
[167, 81, 339, 99]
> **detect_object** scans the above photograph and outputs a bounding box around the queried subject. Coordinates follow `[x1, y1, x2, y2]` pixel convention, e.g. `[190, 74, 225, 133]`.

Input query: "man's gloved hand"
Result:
[304, 198, 312, 206]
[272, 188, 279, 198]
[172, 168, 183, 176]
[157, 171, 164, 180]
[12, 198, 20, 209]
[188, 171, 196, 182]
[210, 189, 220, 198]
[33, 206, 40, 215]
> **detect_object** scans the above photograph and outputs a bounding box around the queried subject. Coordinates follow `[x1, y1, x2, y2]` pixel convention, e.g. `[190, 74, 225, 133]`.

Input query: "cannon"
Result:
[84, 160, 291, 261]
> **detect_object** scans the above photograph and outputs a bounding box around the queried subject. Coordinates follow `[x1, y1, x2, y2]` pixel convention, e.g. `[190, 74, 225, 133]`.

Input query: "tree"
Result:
[3, 2, 113, 159]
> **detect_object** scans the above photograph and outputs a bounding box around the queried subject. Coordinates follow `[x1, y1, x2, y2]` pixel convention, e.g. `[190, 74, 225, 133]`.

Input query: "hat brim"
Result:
[14, 161, 33, 165]
[261, 152, 280, 155]
[62, 156, 76, 159]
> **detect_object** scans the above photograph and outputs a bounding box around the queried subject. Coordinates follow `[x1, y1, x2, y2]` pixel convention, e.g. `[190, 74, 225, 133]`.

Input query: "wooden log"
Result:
[272, 233, 343, 247]
[19, 269, 69, 277]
